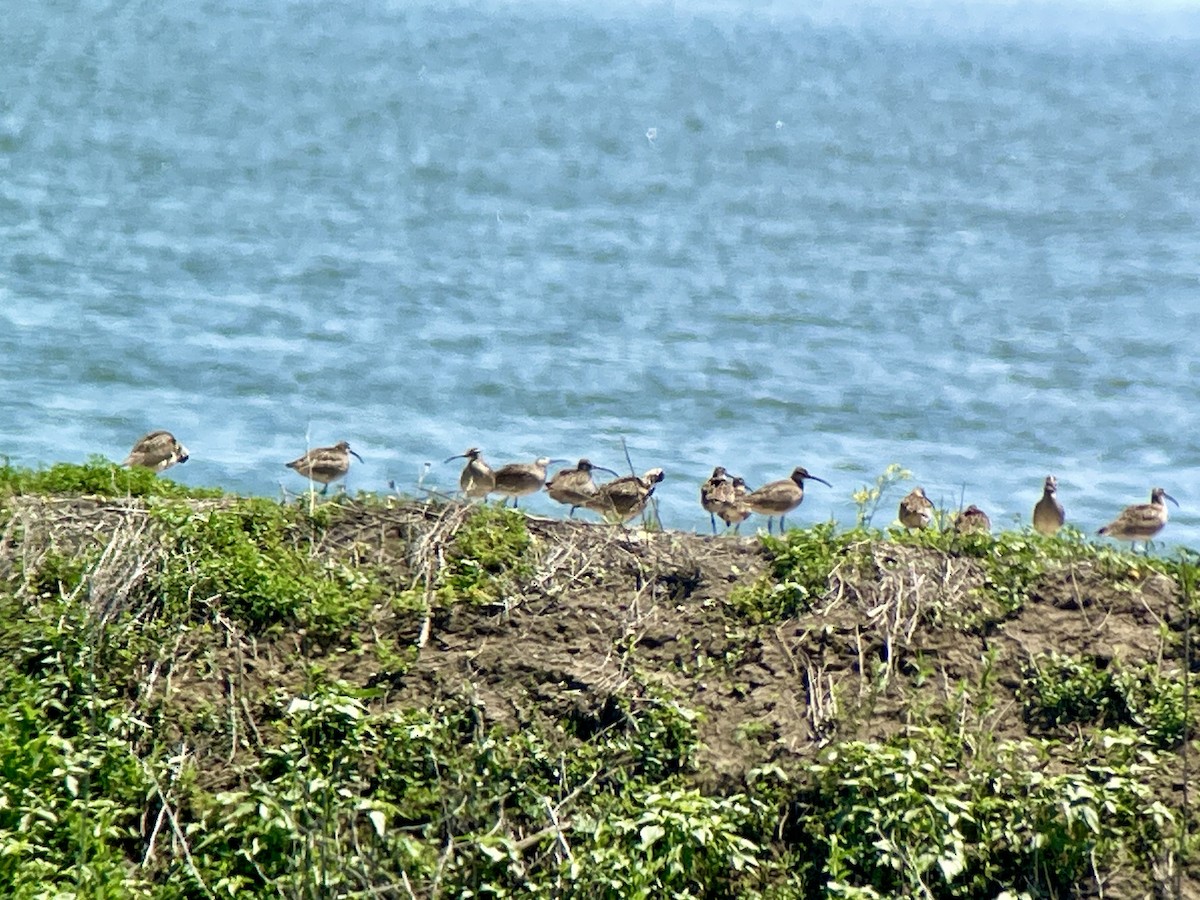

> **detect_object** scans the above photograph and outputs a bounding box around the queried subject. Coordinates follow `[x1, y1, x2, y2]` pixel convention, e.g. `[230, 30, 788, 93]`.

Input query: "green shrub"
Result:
[730, 523, 867, 622]
[154, 500, 378, 637]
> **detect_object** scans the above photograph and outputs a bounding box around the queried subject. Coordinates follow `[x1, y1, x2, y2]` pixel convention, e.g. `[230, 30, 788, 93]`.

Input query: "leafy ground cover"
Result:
[1, 461, 1198, 897]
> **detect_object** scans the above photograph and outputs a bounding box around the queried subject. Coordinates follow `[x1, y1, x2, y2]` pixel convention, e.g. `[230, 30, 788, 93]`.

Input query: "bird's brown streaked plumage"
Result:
[954, 504, 991, 535]
[1032, 475, 1065, 536]
[545, 458, 617, 517]
[1098, 487, 1178, 550]
[700, 466, 731, 533]
[285, 440, 363, 494]
[123, 430, 190, 473]
[492, 457, 556, 507]
[586, 468, 665, 523]
[715, 476, 752, 531]
[744, 466, 831, 534]
[444, 447, 495, 499]
[898, 487, 934, 530]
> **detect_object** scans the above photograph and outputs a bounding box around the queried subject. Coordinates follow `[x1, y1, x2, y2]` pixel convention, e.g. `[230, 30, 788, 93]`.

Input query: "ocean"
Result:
[3, 0, 1199, 543]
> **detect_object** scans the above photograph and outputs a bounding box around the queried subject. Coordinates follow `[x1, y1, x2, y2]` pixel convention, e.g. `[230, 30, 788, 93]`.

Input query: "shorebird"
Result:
[444, 447, 495, 500]
[491, 457, 559, 508]
[700, 466, 731, 533]
[285, 441, 363, 494]
[744, 466, 831, 534]
[1098, 487, 1178, 552]
[122, 430, 189, 473]
[544, 458, 617, 517]
[954, 504, 991, 535]
[716, 476, 752, 532]
[898, 487, 934, 530]
[1032, 475, 1065, 536]
[586, 468, 665, 524]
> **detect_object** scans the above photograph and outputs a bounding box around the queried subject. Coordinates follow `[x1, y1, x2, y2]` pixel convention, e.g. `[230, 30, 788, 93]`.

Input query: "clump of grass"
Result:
[729, 522, 868, 623]
[399, 505, 534, 614]
[153, 499, 380, 638]
[0, 457, 222, 500]
[442, 505, 533, 605]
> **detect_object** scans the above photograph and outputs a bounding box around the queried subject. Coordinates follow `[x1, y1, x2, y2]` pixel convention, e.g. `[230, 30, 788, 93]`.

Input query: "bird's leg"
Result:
[710, 512, 717, 534]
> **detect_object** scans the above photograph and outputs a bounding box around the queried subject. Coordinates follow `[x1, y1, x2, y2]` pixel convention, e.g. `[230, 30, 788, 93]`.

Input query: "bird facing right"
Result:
[586, 468, 665, 523]
[491, 457, 557, 507]
[1032, 475, 1065, 536]
[123, 430, 190, 473]
[898, 487, 934, 530]
[1098, 487, 1178, 552]
[286, 441, 363, 494]
[744, 466, 830, 534]
[545, 458, 617, 517]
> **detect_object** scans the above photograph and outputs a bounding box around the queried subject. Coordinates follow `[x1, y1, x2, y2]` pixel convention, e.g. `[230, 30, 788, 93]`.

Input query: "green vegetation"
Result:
[153, 499, 381, 638]
[0, 464, 1197, 897]
[0, 457, 223, 500]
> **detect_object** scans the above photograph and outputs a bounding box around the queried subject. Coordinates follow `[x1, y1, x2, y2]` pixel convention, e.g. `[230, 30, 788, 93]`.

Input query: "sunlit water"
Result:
[3, 0, 1200, 545]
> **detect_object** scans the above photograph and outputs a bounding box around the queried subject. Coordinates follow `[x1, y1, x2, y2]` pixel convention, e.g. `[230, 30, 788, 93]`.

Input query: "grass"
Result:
[0, 457, 223, 500]
[0, 465, 1197, 898]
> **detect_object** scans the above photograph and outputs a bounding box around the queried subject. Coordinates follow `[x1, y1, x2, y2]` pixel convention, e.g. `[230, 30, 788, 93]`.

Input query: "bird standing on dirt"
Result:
[1098, 487, 1178, 552]
[285, 441, 363, 494]
[1032, 475, 1065, 536]
[445, 447, 495, 500]
[123, 430, 190, 473]
[743, 466, 830, 534]
[586, 468, 665, 523]
[716, 476, 752, 532]
[545, 458, 617, 517]
[700, 466, 731, 533]
[898, 487, 934, 530]
[491, 457, 558, 508]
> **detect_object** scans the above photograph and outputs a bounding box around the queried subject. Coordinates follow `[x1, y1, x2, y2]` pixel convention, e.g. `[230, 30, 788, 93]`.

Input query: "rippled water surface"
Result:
[3, 0, 1200, 542]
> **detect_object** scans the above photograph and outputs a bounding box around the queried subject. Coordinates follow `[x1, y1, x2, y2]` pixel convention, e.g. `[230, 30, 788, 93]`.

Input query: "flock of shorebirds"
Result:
[120, 431, 1182, 551]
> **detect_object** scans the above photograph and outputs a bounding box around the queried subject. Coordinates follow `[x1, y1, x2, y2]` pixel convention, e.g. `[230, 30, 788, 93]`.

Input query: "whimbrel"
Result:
[586, 468, 665, 524]
[700, 466, 731, 533]
[123, 430, 189, 473]
[1098, 487, 1178, 552]
[1032, 475, 1065, 536]
[954, 504, 991, 535]
[545, 458, 617, 517]
[444, 447, 495, 500]
[492, 457, 557, 508]
[744, 466, 830, 534]
[898, 487, 934, 530]
[285, 441, 363, 494]
[716, 476, 752, 532]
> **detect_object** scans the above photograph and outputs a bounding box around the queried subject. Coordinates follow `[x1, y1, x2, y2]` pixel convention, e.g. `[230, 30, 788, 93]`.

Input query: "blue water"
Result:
[3, 0, 1200, 543]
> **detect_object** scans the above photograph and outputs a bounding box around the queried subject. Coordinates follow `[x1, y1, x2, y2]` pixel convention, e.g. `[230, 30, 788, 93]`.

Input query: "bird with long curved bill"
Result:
[286, 441, 363, 494]
[1098, 487, 1178, 553]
